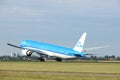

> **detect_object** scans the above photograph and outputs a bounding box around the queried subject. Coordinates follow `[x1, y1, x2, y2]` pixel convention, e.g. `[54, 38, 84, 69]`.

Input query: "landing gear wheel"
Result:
[38, 57, 45, 62]
[55, 58, 62, 62]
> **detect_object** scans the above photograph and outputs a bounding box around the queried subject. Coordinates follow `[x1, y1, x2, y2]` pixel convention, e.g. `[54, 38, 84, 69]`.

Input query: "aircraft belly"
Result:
[40, 50, 75, 59]
[40, 49, 55, 56]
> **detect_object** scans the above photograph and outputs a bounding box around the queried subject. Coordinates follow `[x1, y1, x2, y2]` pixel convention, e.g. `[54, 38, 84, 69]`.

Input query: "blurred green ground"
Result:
[0, 62, 120, 80]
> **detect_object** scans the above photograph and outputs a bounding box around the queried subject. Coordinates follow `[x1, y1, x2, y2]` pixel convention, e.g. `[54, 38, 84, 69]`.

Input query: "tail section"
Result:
[73, 32, 87, 52]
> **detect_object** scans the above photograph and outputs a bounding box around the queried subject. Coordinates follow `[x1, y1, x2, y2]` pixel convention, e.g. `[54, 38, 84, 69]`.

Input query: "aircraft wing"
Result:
[7, 43, 25, 49]
[83, 46, 111, 52]
[7, 43, 46, 56]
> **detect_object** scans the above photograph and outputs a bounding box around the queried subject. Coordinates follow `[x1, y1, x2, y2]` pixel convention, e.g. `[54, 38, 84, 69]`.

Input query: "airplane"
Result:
[7, 32, 110, 62]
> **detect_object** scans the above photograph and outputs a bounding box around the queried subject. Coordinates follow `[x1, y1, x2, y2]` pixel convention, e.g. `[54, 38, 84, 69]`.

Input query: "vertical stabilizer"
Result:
[73, 32, 87, 52]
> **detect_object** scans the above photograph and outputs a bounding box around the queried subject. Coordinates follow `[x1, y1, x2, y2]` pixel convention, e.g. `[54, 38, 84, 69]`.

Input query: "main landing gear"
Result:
[55, 57, 62, 62]
[38, 57, 62, 62]
[38, 57, 45, 62]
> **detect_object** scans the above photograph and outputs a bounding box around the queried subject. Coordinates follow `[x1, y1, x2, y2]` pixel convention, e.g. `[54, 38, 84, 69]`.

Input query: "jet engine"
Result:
[22, 50, 33, 56]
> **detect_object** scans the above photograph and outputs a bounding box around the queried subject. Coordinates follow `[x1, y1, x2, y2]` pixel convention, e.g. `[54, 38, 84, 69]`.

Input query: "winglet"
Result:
[73, 32, 87, 52]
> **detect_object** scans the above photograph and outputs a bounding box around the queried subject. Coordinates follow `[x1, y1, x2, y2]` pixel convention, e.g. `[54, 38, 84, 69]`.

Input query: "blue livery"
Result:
[7, 33, 88, 62]
[20, 40, 85, 57]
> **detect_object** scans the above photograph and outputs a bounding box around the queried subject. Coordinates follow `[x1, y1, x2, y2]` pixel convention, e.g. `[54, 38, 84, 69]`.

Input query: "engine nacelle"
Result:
[22, 50, 33, 56]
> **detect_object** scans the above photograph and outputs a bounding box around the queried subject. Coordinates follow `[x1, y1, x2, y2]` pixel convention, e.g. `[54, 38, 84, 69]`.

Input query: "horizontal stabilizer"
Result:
[83, 46, 111, 52]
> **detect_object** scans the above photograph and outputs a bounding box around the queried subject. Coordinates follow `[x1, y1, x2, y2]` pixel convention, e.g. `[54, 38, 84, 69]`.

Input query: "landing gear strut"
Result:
[55, 58, 62, 62]
[38, 57, 45, 62]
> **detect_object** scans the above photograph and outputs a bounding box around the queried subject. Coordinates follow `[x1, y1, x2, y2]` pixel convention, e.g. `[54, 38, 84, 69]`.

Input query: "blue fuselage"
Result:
[20, 40, 85, 58]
